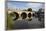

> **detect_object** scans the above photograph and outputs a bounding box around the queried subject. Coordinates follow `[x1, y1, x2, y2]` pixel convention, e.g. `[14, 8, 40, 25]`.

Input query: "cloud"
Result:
[26, 3, 42, 8]
[8, 2, 16, 9]
[25, 3, 44, 11]
[7, 1, 44, 11]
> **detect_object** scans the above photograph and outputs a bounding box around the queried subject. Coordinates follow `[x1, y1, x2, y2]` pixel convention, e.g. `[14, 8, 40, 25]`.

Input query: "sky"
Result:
[8, 0, 44, 2]
[7, 1, 45, 11]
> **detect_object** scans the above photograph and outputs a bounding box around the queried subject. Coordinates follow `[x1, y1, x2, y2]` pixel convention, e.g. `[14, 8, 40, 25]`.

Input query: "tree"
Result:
[27, 8, 32, 12]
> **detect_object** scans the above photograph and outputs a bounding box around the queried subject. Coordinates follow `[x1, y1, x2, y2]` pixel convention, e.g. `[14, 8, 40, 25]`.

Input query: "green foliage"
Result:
[7, 13, 14, 29]
[27, 8, 32, 11]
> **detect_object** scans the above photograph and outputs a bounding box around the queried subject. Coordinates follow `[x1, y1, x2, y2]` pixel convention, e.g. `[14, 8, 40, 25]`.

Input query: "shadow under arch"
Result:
[13, 12, 19, 20]
[28, 13, 31, 18]
[21, 12, 27, 19]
